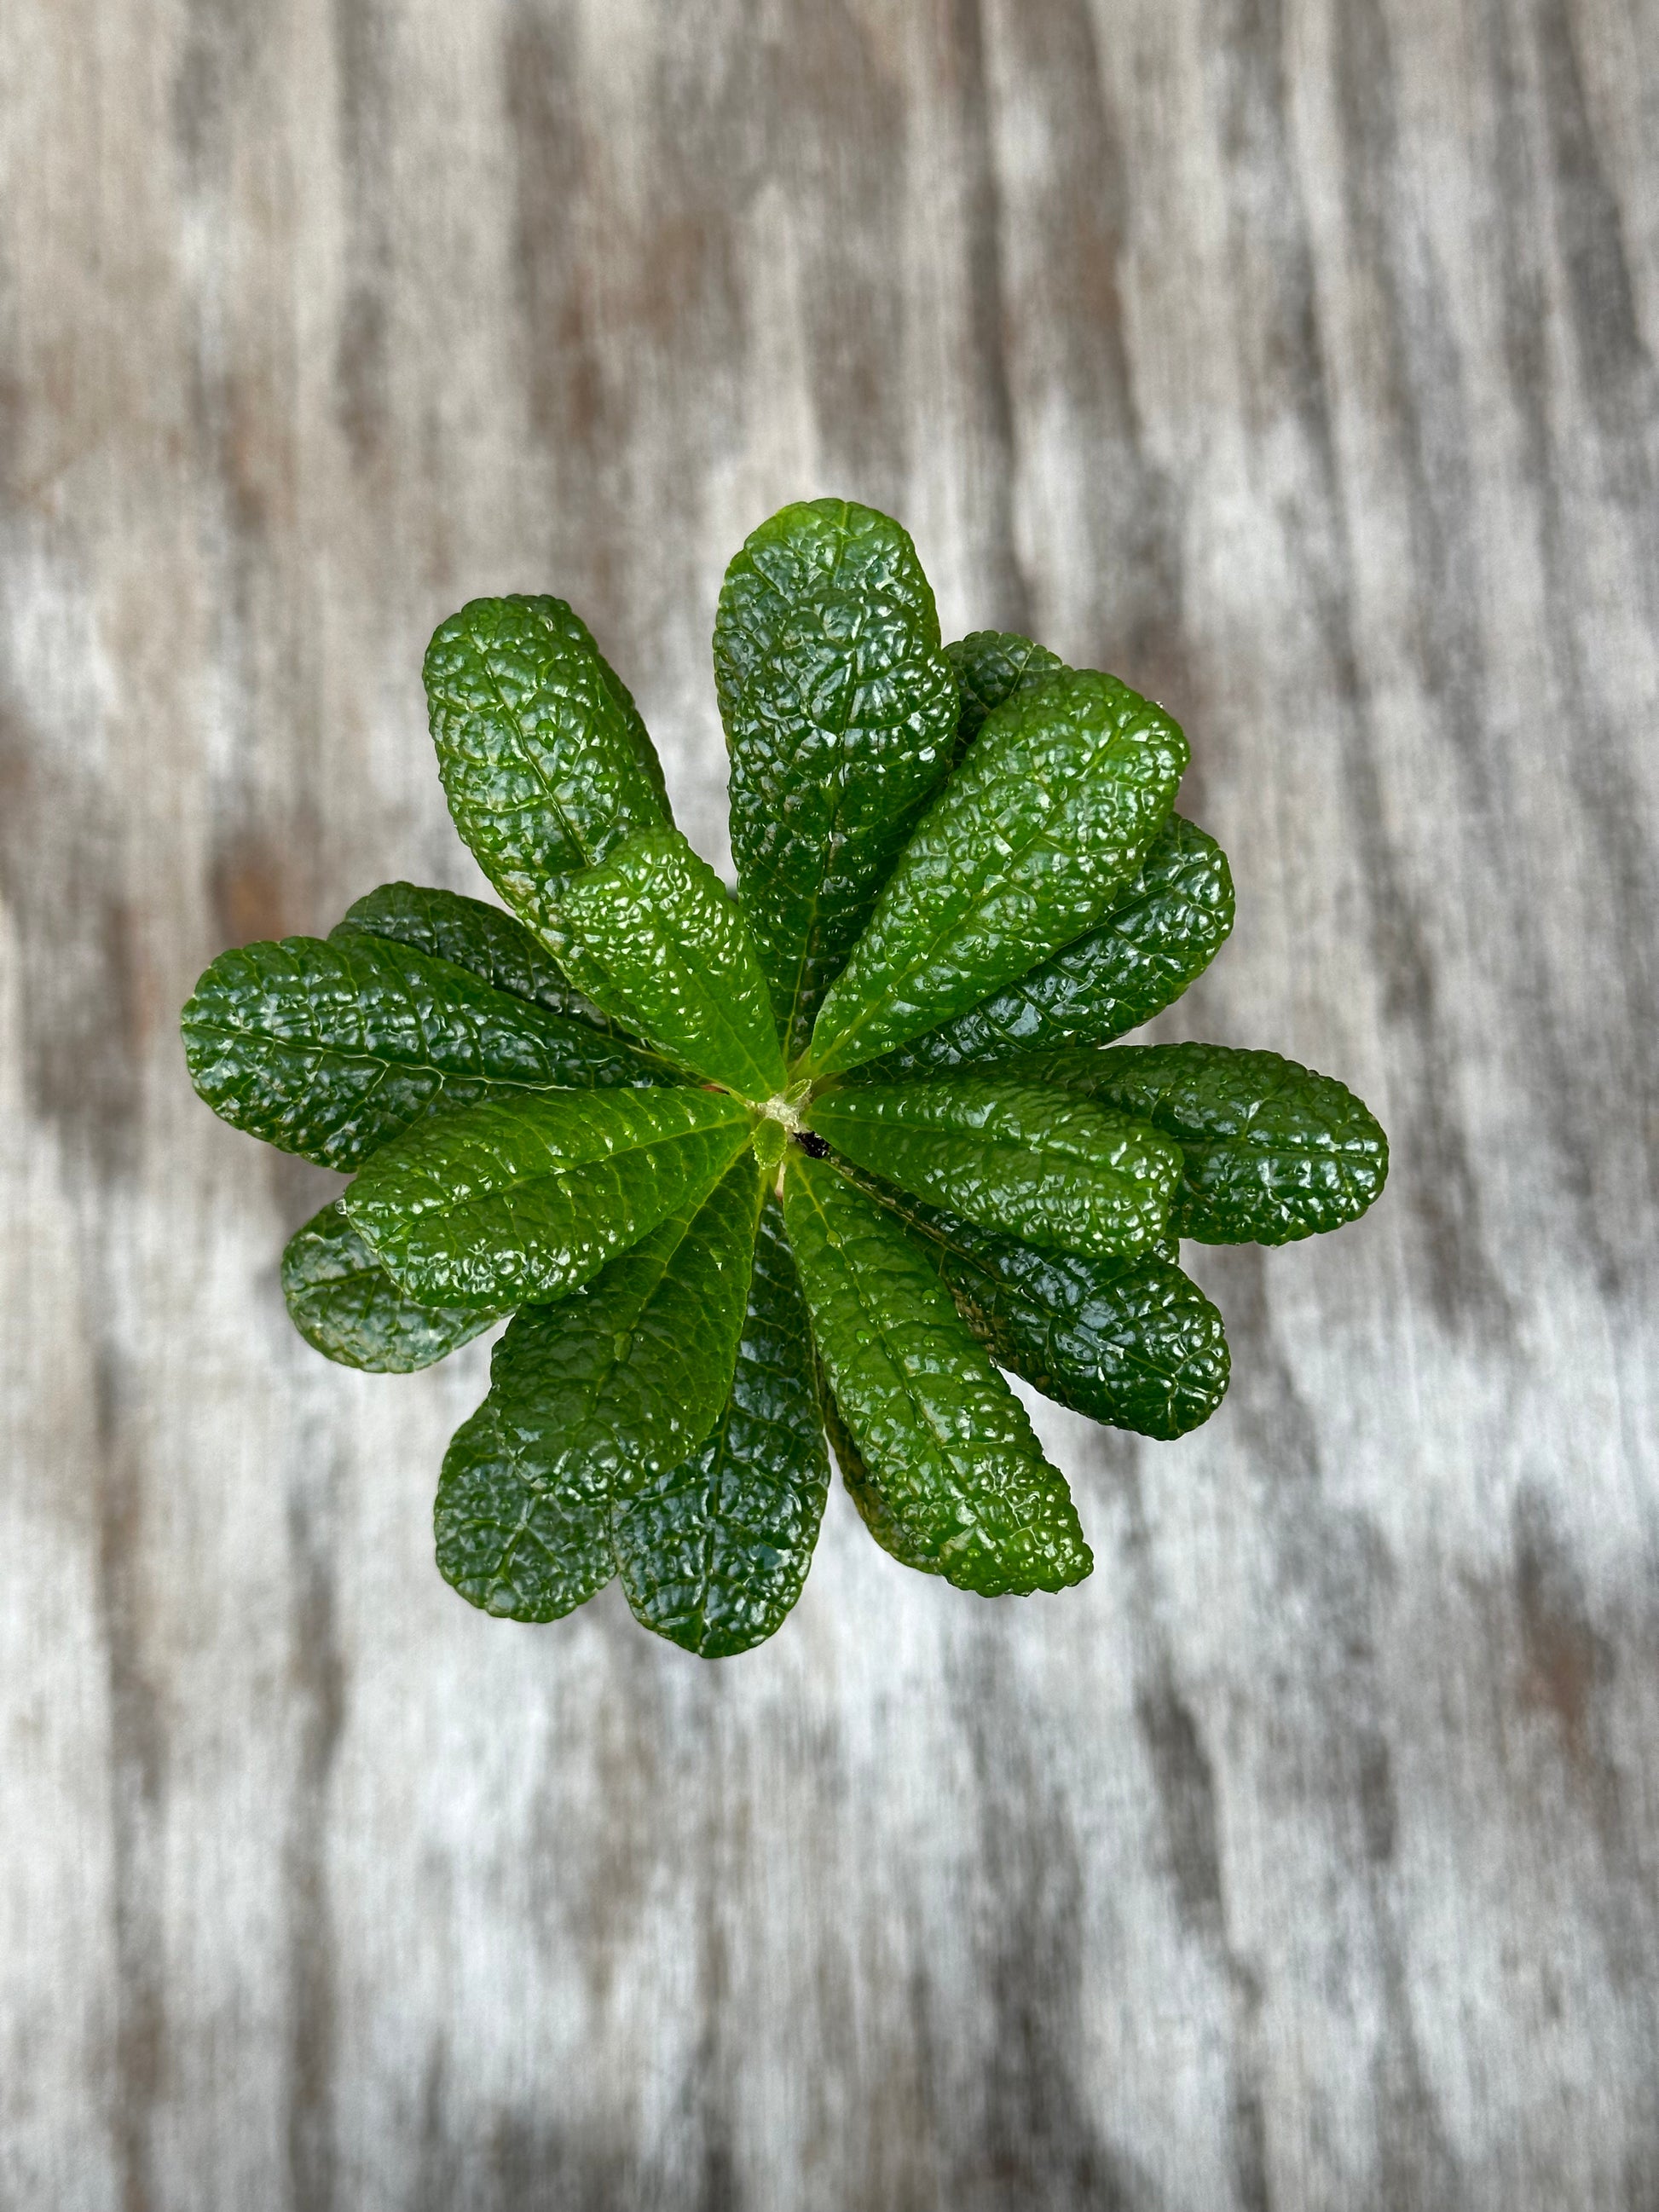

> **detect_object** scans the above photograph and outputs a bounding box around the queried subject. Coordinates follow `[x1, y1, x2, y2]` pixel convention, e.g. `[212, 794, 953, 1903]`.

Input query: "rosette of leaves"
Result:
[182, 500, 1388, 1657]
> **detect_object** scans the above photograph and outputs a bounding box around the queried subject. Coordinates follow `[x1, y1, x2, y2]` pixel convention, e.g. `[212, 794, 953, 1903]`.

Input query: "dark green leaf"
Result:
[432, 1397, 613, 1622]
[434, 1156, 763, 1621]
[783, 1152, 1091, 1597]
[424, 594, 671, 941]
[615, 1195, 830, 1655]
[846, 1174, 1229, 1440]
[344, 1088, 754, 1307]
[808, 669, 1189, 1076]
[807, 1077, 1181, 1260]
[555, 827, 788, 1100]
[280, 1201, 505, 1372]
[714, 499, 958, 1057]
[943, 630, 1065, 763]
[1010, 1043, 1390, 1244]
[181, 933, 673, 1170]
[855, 815, 1234, 1077]
[330, 880, 621, 1036]
[813, 1350, 940, 1576]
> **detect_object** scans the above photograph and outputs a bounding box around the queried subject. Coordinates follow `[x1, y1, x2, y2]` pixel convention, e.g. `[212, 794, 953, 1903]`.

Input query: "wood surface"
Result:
[3, 0, 1656, 2204]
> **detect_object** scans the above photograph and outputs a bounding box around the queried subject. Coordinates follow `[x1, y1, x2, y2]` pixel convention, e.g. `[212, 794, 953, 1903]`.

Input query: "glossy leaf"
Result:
[433, 1395, 613, 1622]
[616, 1195, 830, 1655]
[783, 1152, 1091, 1597]
[331, 880, 621, 1036]
[1012, 1043, 1390, 1244]
[812, 1350, 939, 1576]
[944, 629, 1064, 763]
[714, 500, 958, 1057]
[344, 1088, 754, 1307]
[750, 1115, 789, 1175]
[280, 1201, 505, 1372]
[807, 1077, 1181, 1261]
[808, 669, 1190, 1076]
[172, 494, 1398, 1657]
[424, 594, 671, 942]
[181, 933, 673, 1171]
[434, 1156, 763, 1621]
[856, 815, 1234, 1078]
[847, 1174, 1229, 1440]
[555, 827, 788, 1100]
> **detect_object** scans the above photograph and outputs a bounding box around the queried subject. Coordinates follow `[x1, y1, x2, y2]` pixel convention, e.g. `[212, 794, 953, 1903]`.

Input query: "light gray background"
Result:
[3, 2, 1656, 2206]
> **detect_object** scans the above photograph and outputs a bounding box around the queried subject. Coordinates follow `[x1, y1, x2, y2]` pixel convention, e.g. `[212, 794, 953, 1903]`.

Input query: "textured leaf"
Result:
[181, 933, 673, 1170]
[812, 1350, 939, 1575]
[808, 669, 1190, 1076]
[616, 1195, 830, 1655]
[944, 630, 1065, 762]
[555, 827, 788, 1100]
[434, 1156, 763, 1621]
[846, 1174, 1229, 1440]
[714, 499, 958, 1057]
[1011, 1043, 1390, 1244]
[855, 815, 1234, 1078]
[433, 1396, 613, 1622]
[807, 1077, 1181, 1261]
[331, 880, 621, 1037]
[280, 1202, 505, 1372]
[424, 594, 671, 941]
[344, 1088, 754, 1307]
[783, 1152, 1091, 1597]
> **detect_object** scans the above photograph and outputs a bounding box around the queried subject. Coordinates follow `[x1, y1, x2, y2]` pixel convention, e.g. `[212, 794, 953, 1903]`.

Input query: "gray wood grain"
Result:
[3, 0, 1656, 2204]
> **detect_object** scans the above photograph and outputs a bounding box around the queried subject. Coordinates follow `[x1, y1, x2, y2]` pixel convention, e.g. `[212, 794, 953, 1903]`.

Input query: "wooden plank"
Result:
[1, 0, 1655, 2203]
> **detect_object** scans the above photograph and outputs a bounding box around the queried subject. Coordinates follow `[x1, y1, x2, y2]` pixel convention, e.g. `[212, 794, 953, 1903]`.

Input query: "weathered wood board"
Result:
[2, 0, 1656, 2204]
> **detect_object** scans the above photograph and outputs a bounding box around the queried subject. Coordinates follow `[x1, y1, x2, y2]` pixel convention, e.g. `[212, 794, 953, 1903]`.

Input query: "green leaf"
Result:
[750, 1116, 789, 1175]
[714, 500, 959, 1058]
[434, 1157, 763, 1621]
[1010, 1043, 1390, 1244]
[813, 1350, 940, 1576]
[344, 1088, 754, 1307]
[845, 1174, 1229, 1440]
[280, 1201, 506, 1372]
[854, 815, 1234, 1078]
[783, 1151, 1091, 1597]
[554, 827, 788, 1100]
[181, 933, 675, 1170]
[943, 630, 1065, 763]
[433, 1397, 613, 1622]
[807, 1077, 1181, 1261]
[615, 1195, 830, 1655]
[808, 669, 1190, 1076]
[424, 595, 671, 942]
[331, 880, 621, 1037]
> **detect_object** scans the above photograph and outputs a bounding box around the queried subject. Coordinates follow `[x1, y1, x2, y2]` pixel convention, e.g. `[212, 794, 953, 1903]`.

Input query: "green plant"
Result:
[182, 499, 1387, 1656]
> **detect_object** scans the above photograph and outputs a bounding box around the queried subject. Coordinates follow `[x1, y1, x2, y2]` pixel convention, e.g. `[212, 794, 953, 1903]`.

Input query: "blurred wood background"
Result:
[3, 0, 1656, 2205]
